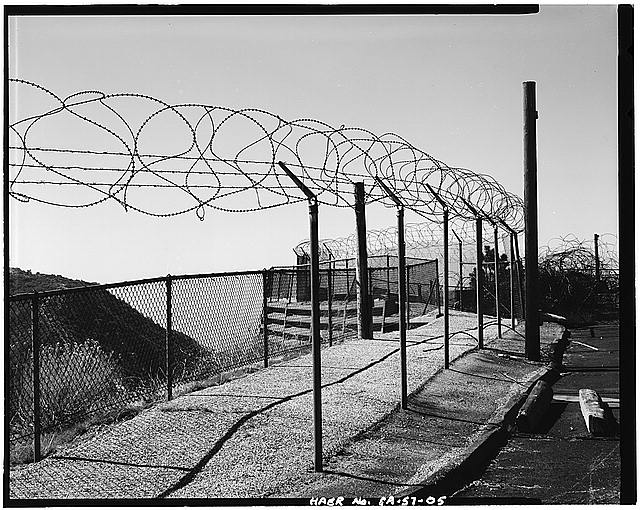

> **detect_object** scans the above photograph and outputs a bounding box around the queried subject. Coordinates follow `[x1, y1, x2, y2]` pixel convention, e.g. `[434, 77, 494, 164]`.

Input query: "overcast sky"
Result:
[8, 7, 618, 283]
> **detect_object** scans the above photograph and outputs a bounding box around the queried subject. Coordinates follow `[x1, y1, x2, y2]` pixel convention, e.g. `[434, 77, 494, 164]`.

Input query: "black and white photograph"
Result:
[4, 4, 634, 505]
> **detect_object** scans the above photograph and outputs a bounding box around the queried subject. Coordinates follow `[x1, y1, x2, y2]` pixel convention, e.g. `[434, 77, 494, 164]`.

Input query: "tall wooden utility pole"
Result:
[523, 81, 540, 361]
[354, 182, 373, 339]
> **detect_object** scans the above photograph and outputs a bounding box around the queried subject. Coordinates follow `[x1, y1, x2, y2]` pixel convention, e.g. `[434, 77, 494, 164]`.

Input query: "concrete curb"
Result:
[516, 380, 553, 432]
[393, 365, 552, 498]
[547, 328, 570, 371]
[394, 325, 569, 498]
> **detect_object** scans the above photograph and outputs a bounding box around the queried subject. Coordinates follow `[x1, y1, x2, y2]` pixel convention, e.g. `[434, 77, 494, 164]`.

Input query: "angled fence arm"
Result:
[278, 161, 323, 472]
[451, 229, 463, 312]
[423, 183, 450, 368]
[374, 176, 408, 410]
[461, 198, 484, 348]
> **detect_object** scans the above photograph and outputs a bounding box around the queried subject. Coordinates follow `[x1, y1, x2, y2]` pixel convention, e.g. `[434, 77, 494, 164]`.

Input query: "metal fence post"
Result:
[309, 198, 323, 471]
[397, 206, 408, 409]
[327, 263, 333, 347]
[31, 292, 41, 462]
[278, 160, 323, 472]
[494, 226, 502, 338]
[435, 257, 442, 317]
[510, 232, 516, 330]
[594, 233, 600, 283]
[276, 272, 282, 300]
[406, 264, 411, 329]
[386, 254, 391, 295]
[594, 233, 600, 309]
[444, 210, 450, 369]
[476, 217, 484, 349]
[166, 275, 173, 401]
[342, 269, 350, 337]
[459, 237, 463, 311]
[514, 233, 525, 318]
[263, 270, 270, 367]
[375, 176, 407, 410]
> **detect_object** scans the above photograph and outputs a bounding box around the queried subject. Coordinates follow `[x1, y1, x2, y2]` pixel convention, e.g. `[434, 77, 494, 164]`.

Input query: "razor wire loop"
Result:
[10, 78, 524, 227]
[539, 233, 618, 273]
[537, 234, 618, 319]
[293, 214, 503, 262]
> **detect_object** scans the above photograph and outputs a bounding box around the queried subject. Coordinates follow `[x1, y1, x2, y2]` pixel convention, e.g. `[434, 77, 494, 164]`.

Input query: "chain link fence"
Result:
[452, 227, 524, 325]
[8, 272, 264, 465]
[268, 257, 440, 341]
[9, 260, 440, 467]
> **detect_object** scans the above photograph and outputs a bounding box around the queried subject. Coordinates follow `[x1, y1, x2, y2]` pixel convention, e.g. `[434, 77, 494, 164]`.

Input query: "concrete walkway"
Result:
[9, 311, 562, 500]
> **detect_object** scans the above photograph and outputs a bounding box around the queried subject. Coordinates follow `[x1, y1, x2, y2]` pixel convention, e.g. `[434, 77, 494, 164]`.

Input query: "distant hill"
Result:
[9, 267, 98, 295]
[8, 267, 210, 384]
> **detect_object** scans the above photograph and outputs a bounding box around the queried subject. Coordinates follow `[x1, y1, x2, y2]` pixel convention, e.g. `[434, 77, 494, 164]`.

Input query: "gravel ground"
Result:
[9, 311, 517, 499]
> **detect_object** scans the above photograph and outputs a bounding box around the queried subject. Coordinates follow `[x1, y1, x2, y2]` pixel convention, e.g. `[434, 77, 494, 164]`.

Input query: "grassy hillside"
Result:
[8, 268, 214, 443]
[9, 267, 98, 295]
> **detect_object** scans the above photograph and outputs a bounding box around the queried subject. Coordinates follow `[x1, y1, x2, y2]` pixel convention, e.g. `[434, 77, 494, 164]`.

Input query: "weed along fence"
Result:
[9, 79, 530, 480]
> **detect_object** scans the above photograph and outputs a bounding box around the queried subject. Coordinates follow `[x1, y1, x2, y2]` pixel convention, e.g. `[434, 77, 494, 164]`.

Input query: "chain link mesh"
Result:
[8, 260, 440, 478]
[8, 299, 35, 459]
[171, 273, 264, 381]
[447, 225, 524, 333]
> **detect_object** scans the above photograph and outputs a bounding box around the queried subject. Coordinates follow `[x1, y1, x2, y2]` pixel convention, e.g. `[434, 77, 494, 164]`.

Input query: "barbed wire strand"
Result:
[10, 78, 524, 227]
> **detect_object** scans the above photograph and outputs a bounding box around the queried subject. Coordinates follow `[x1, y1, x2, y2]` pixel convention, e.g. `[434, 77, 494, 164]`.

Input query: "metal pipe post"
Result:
[443, 210, 450, 369]
[374, 175, 407, 409]
[523, 80, 540, 361]
[276, 272, 282, 299]
[309, 198, 323, 471]
[493, 227, 502, 338]
[514, 232, 525, 317]
[475, 217, 484, 348]
[509, 232, 516, 330]
[386, 254, 390, 294]
[262, 270, 270, 367]
[397, 206, 408, 409]
[32, 292, 41, 462]
[277, 160, 323, 471]
[459, 238, 463, 311]
[166, 275, 173, 400]
[406, 265, 411, 329]
[594, 233, 600, 283]
[327, 260, 333, 347]
[435, 257, 442, 316]
[594, 233, 601, 309]
[354, 182, 373, 339]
